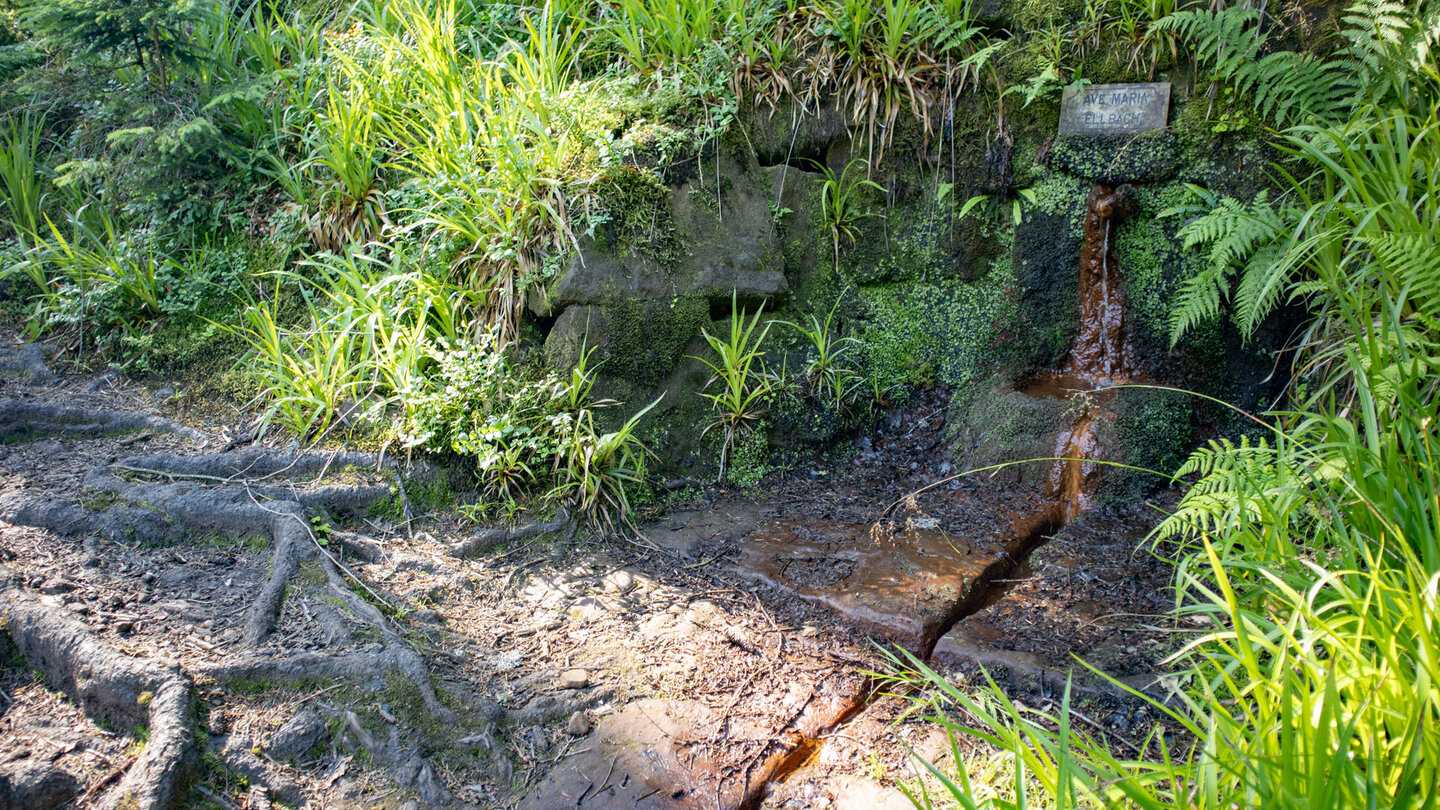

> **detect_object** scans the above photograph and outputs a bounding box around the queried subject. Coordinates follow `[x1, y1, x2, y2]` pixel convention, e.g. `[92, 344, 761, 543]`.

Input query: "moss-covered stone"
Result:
[1048, 131, 1179, 184]
[946, 374, 1070, 491]
[1097, 386, 1197, 499]
[591, 294, 710, 389]
[1011, 208, 1081, 373]
[855, 258, 1017, 392]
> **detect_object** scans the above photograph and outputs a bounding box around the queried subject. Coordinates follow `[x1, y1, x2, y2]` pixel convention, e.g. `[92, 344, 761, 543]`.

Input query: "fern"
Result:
[1342, 0, 1414, 84]
[1155, 436, 1312, 543]
[1155, 8, 1357, 128]
[1162, 186, 1299, 344]
[1364, 232, 1440, 320]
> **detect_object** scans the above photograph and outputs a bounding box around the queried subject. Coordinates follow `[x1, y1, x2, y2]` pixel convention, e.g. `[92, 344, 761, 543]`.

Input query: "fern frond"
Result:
[1158, 7, 1357, 128]
[1169, 190, 1297, 344]
[1342, 0, 1412, 83]
[1156, 436, 1311, 543]
[1364, 231, 1440, 314]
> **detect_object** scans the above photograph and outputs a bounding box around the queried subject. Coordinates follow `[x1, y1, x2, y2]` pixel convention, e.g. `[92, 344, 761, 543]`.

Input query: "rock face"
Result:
[525, 96, 1279, 492]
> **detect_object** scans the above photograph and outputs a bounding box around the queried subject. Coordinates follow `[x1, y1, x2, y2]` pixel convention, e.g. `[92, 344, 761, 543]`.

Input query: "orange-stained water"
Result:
[1042, 184, 1135, 519]
[1065, 185, 1135, 383]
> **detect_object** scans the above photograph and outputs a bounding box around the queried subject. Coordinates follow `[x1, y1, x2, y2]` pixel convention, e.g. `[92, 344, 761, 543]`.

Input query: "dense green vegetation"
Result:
[891, 4, 1440, 808]
[0, 0, 1437, 805]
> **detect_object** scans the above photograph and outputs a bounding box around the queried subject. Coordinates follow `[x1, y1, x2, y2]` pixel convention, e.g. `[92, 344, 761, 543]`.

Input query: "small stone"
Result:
[529, 612, 563, 632]
[114, 621, 135, 634]
[152, 387, 175, 400]
[601, 570, 635, 594]
[566, 596, 608, 623]
[557, 669, 590, 689]
[686, 600, 720, 627]
[564, 712, 591, 736]
[637, 613, 673, 639]
[141, 571, 156, 585]
[38, 578, 77, 595]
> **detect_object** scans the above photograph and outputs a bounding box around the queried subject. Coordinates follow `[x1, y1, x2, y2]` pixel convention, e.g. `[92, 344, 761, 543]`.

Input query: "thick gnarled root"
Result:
[1, 435, 461, 801]
[1, 571, 196, 810]
[0, 345, 57, 387]
[0, 399, 207, 444]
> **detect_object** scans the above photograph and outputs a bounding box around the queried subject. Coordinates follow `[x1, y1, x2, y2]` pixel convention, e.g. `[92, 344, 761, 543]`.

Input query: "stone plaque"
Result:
[1059, 82, 1171, 135]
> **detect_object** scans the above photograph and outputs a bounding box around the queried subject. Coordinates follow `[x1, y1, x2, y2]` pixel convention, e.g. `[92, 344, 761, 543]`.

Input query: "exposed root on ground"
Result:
[0, 345, 57, 387]
[448, 508, 571, 558]
[1, 569, 196, 810]
[0, 399, 207, 444]
[0, 430, 461, 800]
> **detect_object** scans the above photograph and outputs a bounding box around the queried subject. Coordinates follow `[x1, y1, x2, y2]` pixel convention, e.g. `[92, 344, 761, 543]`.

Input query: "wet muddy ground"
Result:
[0, 349, 1180, 810]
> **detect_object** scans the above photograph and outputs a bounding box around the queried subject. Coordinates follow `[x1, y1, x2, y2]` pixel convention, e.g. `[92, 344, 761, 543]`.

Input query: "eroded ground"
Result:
[0, 345, 1178, 810]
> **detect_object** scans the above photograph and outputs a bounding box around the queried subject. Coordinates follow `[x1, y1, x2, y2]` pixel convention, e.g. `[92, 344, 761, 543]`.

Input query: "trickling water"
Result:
[741, 185, 1141, 806]
[1045, 184, 1135, 518]
[1065, 184, 1135, 383]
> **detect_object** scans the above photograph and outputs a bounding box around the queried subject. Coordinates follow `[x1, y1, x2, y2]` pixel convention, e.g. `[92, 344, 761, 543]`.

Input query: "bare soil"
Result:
[0, 346, 1178, 810]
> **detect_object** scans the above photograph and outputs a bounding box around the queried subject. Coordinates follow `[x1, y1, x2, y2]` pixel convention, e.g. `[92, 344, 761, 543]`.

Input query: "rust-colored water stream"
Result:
[742, 185, 1137, 806]
[1047, 184, 1135, 519]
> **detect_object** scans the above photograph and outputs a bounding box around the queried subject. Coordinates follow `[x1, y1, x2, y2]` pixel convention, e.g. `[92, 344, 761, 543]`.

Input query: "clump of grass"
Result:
[693, 291, 773, 482]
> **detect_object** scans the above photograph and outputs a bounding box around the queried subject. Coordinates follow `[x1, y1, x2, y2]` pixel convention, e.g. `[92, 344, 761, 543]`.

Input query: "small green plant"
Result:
[402, 330, 657, 529]
[776, 292, 861, 412]
[307, 81, 386, 252]
[693, 291, 773, 482]
[555, 397, 662, 531]
[816, 158, 884, 269]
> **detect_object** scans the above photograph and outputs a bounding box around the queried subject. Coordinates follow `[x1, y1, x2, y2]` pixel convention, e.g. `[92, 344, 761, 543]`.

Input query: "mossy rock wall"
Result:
[532, 88, 1285, 484]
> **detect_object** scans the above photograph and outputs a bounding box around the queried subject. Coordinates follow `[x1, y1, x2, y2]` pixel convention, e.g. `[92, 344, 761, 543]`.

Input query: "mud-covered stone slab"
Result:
[728, 518, 999, 651]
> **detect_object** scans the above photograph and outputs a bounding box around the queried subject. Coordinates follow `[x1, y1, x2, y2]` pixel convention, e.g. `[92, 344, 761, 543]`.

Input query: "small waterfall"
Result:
[1046, 184, 1135, 519]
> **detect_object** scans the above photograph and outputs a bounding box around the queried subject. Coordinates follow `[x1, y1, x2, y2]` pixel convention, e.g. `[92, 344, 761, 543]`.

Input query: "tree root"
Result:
[2, 449, 456, 730]
[1, 569, 196, 810]
[0, 399, 206, 444]
[0, 345, 57, 387]
[448, 508, 571, 558]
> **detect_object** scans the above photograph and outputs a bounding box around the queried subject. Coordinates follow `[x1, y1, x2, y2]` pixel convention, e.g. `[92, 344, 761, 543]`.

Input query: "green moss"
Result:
[224, 678, 272, 696]
[1048, 132, 1179, 184]
[296, 561, 326, 588]
[725, 428, 771, 488]
[380, 671, 461, 749]
[1103, 387, 1197, 500]
[366, 474, 454, 522]
[856, 258, 1018, 392]
[81, 490, 123, 512]
[1029, 172, 1090, 236]
[589, 167, 683, 268]
[190, 531, 270, 553]
[598, 292, 709, 388]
